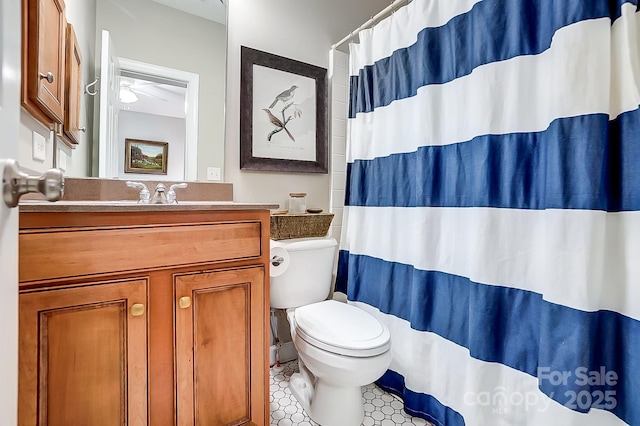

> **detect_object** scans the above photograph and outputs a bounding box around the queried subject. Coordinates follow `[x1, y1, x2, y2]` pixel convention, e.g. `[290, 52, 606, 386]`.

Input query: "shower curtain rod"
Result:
[331, 0, 410, 49]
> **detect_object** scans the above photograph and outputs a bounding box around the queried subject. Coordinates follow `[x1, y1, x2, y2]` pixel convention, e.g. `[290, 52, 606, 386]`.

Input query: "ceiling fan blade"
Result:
[129, 88, 169, 101]
[130, 81, 157, 87]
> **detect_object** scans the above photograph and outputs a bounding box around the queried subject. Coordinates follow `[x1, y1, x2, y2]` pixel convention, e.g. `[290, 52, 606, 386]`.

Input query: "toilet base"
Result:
[288, 358, 314, 416]
[289, 360, 364, 426]
[285, 306, 391, 426]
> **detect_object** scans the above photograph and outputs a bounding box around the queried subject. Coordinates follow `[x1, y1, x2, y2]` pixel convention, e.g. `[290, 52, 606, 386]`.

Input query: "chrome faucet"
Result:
[151, 183, 168, 204]
[126, 181, 188, 204]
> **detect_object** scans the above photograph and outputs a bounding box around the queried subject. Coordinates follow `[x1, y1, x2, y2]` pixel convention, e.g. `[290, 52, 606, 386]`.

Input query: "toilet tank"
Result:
[270, 237, 338, 309]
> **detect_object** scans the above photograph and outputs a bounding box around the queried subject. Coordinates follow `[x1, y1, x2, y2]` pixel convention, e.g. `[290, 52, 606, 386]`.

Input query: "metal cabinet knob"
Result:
[130, 303, 145, 317]
[2, 159, 64, 208]
[179, 296, 192, 309]
[39, 71, 55, 83]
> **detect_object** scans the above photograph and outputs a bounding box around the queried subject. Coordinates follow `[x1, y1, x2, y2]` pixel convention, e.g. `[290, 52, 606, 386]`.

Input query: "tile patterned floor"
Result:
[270, 360, 435, 426]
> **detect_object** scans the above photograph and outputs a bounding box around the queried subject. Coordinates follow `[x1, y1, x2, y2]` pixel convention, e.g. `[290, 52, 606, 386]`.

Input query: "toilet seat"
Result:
[293, 300, 390, 357]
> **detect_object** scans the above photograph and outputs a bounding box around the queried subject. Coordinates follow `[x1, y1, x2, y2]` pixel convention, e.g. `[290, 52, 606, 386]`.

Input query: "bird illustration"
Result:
[269, 85, 298, 109]
[263, 108, 295, 142]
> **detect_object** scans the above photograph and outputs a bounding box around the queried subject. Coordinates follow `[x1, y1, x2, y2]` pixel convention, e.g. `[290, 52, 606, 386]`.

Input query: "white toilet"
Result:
[270, 237, 391, 426]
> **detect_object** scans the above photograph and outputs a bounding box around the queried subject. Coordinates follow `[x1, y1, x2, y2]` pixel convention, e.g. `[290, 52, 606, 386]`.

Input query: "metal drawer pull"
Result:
[179, 297, 192, 309]
[39, 71, 54, 83]
[130, 303, 145, 317]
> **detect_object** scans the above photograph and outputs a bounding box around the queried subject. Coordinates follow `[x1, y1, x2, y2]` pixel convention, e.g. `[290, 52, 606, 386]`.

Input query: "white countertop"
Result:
[19, 200, 280, 213]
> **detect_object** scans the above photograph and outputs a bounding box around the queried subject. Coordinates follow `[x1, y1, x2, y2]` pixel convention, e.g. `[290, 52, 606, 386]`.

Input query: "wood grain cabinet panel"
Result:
[175, 267, 266, 426]
[22, 0, 85, 139]
[63, 23, 82, 145]
[18, 278, 148, 426]
[23, 0, 67, 124]
[20, 221, 262, 283]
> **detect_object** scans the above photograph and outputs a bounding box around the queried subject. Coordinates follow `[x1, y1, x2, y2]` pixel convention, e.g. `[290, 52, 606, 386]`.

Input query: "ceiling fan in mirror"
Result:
[119, 78, 169, 104]
[116, 73, 188, 119]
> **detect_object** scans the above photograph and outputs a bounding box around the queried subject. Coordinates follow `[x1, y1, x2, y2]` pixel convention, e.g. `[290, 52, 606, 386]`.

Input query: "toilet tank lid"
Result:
[270, 237, 337, 252]
[294, 300, 390, 356]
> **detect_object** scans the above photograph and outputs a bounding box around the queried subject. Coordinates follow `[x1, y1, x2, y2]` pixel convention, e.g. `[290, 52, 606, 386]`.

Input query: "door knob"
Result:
[2, 159, 64, 208]
[179, 296, 192, 309]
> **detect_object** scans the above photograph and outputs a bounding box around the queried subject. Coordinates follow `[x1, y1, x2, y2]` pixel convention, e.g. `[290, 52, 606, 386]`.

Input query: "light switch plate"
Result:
[32, 131, 46, 161]
[207, 167, 221, 181]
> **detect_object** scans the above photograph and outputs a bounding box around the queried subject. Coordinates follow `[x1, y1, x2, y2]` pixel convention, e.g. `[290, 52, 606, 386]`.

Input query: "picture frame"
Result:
[240, 46, 328, 173]
[124, 139, 168, 175]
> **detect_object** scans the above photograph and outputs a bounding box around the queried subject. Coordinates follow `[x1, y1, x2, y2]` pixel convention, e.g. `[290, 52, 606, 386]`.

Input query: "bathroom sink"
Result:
[18, 177, 279, 211]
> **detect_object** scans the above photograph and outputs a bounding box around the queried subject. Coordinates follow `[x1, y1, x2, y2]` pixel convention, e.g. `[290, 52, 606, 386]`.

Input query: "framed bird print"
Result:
[240, 46, 328, 173]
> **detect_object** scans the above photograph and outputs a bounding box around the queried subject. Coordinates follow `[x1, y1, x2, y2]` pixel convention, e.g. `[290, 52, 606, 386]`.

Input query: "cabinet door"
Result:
[26, 0, 66, 123]
[19, 279, 148, 426]
[175, 267, 266, 426]
[63, 23, 82, 145]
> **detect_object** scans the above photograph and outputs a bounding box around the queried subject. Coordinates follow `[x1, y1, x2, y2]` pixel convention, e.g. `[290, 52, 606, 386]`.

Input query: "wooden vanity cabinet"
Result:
[18, 209, 271, 426]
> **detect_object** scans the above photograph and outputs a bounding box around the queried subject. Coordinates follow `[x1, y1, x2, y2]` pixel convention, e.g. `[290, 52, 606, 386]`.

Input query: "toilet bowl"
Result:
[287, 300, 391, 425]
[269, 237, 392, 426]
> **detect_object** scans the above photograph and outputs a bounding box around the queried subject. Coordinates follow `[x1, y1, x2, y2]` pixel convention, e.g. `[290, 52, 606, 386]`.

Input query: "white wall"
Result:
[225, 0, 390, 210]
[329, 50, 350, 244]
[95, 0, 226, 182]
[19, 0, 96, 175]
[117, 111, 186, 181]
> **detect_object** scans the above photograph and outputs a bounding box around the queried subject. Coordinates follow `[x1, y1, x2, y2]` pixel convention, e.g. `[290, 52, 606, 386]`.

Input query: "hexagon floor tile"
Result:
[270, 360, 435, 426]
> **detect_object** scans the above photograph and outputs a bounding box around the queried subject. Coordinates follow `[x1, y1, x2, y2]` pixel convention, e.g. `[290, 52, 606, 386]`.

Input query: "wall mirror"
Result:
[89, 0, 227, 181]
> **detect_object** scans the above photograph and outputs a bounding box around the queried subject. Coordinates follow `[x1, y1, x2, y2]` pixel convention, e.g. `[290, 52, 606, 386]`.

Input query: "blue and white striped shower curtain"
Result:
[335, 0, 640, 424]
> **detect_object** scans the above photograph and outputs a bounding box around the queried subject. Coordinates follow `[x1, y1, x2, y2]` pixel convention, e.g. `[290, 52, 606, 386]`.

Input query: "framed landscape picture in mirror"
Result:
[240, 46, 328, 173]
[124, 139, 168, 175]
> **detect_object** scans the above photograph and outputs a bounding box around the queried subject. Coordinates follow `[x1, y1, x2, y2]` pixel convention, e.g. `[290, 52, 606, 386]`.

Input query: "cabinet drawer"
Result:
[20, 222, 262, 282]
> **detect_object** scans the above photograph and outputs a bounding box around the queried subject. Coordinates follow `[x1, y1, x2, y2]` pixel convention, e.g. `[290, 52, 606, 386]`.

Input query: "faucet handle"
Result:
[167, 182, 188, 204]
[126, 181, 150, 204]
